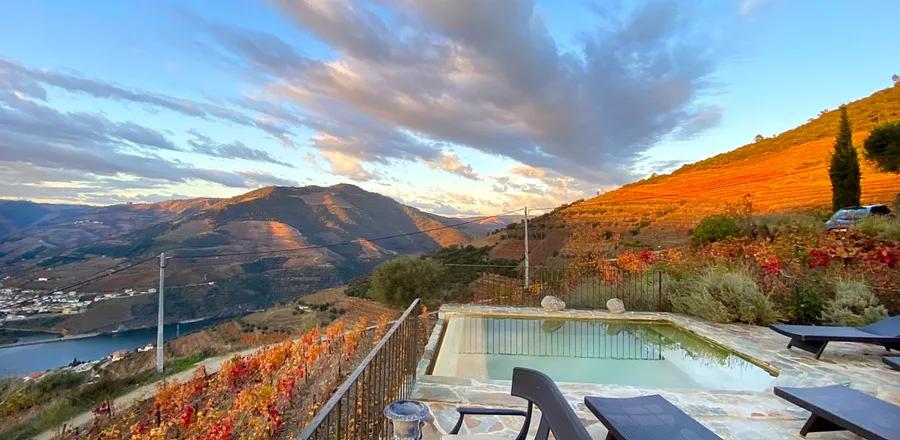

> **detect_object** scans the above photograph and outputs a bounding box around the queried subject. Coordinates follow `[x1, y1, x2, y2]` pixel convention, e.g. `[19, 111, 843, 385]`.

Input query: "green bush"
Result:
[345, 276, 370, 298]
[369, 257, 446, 307]
[791, 279, 825, 325]
[822, 280, 887, 326]
[0, 371, 83, 417]
[669, 267, 777, 325]
[691, 215, 742, 245]
[855, 215, 900, 241]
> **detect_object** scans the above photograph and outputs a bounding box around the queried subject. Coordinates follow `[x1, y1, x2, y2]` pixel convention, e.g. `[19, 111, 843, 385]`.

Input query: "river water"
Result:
[0, 318, 225, 377]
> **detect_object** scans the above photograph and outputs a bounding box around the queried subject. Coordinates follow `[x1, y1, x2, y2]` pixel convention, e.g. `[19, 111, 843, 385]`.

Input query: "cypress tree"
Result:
[829, 106, 861, 211]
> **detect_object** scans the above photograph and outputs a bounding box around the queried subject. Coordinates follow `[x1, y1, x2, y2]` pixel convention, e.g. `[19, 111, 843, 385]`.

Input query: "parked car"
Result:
[825, 204, 893, 230]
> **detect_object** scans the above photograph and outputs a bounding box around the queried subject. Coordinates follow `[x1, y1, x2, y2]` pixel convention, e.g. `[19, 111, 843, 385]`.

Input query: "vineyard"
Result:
[60, 307, 432, 440]
[489, 85, 900, 263]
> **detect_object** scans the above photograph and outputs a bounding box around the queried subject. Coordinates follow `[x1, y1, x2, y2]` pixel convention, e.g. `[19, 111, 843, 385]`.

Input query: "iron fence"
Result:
[456, 316, 663, 360]
[297, 299, 424, 440]
[469, 263, 665, 312]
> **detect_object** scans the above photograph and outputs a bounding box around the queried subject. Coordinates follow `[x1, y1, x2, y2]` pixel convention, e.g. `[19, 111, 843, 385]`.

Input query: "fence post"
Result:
[657, 271, 663, 312]
[523, 206, 529, 290]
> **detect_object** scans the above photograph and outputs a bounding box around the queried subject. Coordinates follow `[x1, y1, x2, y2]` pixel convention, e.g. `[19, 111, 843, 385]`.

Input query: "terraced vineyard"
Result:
[490, 85, 900, 261]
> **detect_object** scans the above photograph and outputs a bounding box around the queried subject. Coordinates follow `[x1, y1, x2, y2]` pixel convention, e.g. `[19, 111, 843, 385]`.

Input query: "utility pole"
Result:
[156, 252, 166, 373]
[523, 207, 529, 290]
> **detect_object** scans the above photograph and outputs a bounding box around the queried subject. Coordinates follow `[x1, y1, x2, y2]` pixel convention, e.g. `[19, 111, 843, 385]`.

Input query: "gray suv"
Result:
[825, 204, 893, 230]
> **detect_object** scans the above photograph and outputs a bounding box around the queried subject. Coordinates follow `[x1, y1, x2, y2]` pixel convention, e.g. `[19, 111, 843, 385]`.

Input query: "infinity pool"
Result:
[431, 316, 776, 391]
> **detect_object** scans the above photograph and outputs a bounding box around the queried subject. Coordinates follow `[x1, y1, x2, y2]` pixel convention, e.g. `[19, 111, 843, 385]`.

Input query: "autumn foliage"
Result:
[63, 313, 404, 440]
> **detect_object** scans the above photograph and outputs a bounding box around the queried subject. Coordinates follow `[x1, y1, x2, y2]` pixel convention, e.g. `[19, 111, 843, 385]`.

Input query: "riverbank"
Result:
[0, 317, 231, 377]
[0, 331, 101, 349]
[30, 346, 256, 440]
[4, 353, 208, 440]
[0, 313, 237, 349]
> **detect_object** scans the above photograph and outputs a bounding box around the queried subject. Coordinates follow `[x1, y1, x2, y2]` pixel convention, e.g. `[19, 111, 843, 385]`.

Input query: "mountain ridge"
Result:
[0, 183, 508, 290]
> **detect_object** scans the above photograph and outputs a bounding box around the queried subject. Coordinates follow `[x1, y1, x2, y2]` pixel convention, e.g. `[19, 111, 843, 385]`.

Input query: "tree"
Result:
[893, 74, 900, 86]
[828, 106, 861, 211]
[368, 257, 446, 307]
[863, 121, 900, 173]
[691, 215, 742, 245]
[754, 134, 765, 142]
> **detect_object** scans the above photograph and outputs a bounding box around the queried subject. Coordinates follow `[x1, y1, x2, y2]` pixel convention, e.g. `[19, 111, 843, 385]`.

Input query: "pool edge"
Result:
[420, 304, 780, 381]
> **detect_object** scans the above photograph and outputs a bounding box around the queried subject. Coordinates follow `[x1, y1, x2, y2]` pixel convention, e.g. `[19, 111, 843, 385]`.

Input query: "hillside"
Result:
[491, 85, 900, 262]
[0, 198, 217, 269]
[0, 184, 510, 333]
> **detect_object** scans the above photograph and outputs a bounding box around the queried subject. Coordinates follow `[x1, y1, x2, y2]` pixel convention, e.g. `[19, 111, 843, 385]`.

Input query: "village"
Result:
[0, 286, 157, 322]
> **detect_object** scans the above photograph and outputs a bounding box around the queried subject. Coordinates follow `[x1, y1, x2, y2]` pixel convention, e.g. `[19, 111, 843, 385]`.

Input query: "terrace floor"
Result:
[411, 304, 900, 439]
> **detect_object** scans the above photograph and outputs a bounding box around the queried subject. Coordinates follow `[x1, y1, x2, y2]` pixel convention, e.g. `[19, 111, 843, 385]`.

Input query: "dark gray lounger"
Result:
[584, 395, 722, 440]
[451, 368, 592, 440]
[775, 385, 900, 440]
[770, 315, 900, 359]
[885, 356, 900, 371]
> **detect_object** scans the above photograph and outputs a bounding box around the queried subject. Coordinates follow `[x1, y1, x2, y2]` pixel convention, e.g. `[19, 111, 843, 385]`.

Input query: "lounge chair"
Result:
[769, 315, 900, 359]
[884, 356, 900, 371]
[774, 385, 900, 439]
[446, 367, 591, 440]
[584, 395, 722, 440]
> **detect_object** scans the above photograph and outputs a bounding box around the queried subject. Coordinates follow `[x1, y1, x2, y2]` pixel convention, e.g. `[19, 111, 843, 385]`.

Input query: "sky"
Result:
[0, 0, 898, 216]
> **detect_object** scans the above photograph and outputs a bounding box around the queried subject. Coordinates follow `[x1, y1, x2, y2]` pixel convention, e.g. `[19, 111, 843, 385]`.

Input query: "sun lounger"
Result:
[584, 394, 722, 440]
[774, 385, 900, 439]
[769, 315, 900, 359]
[884, 356, 900, 371]
[446, 367, 591, 440]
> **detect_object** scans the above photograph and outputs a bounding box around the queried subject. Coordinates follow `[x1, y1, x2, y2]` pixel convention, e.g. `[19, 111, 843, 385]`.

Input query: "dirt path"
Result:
[33, 345, 260, 440]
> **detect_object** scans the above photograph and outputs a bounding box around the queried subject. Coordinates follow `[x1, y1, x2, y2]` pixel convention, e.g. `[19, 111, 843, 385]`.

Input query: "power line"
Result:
[53, 256, 157, 292]
[166, 208, 524, 260]
[37, 165, 833, 290]
[42, 208, 525, 289]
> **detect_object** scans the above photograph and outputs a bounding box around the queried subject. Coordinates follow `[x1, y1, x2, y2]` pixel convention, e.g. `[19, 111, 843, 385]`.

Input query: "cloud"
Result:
[198, 0, 718, 189]
[113, 122, 180, 151]
[186, 130, 294, 167]
[738, 0, 768, 18]
[673, 105, 723, 139]
[0, 90, 278, 189]
[0, 58, 294, 143]
[509, 165, 546, 179]
[318, 150, 377, 181]
[424, 152, 478, 179]
[235, 170, 301, 187]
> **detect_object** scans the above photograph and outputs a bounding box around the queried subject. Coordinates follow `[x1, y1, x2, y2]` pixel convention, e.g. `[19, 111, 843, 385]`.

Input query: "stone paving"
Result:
[412, 304, 900, 439]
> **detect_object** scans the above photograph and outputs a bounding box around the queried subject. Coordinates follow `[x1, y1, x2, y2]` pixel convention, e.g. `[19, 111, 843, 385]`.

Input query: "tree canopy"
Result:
[368, 256, 446, 307]
[863, 121, 900, 173]
[829, 106, 861, 211]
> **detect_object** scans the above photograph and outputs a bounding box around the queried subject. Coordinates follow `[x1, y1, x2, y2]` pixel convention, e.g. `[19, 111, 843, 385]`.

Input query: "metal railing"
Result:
[470, 264, 665, 312]
[297, 299, 425, 440]
[456, 316, 663, 360]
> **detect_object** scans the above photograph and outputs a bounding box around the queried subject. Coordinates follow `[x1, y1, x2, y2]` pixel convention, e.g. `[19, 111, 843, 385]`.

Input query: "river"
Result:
[0, 318, 227, 377]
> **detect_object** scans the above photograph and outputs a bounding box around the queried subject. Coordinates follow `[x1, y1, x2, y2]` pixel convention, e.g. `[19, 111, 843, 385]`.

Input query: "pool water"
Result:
[431, 316, 776, 391]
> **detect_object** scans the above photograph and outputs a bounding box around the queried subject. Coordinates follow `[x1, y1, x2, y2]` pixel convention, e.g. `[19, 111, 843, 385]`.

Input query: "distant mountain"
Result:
[1, 184, 517, 333]
[0, 198, 217, 269]
[2, 184, 513, 290]
[490, 85, 900, 263]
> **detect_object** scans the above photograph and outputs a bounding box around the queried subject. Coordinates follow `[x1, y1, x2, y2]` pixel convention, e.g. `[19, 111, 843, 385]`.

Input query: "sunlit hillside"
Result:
[491, 85, 900, 262]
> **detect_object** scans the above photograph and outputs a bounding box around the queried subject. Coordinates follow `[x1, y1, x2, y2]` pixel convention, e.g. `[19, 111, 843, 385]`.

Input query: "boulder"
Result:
[606, 298, 625, 314]
[540, 295, 566, 312]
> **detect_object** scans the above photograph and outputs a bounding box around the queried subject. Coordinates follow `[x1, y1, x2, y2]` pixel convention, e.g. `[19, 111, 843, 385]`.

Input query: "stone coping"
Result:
[412, 304, 900, 439]
[435, 304, 779, 375]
